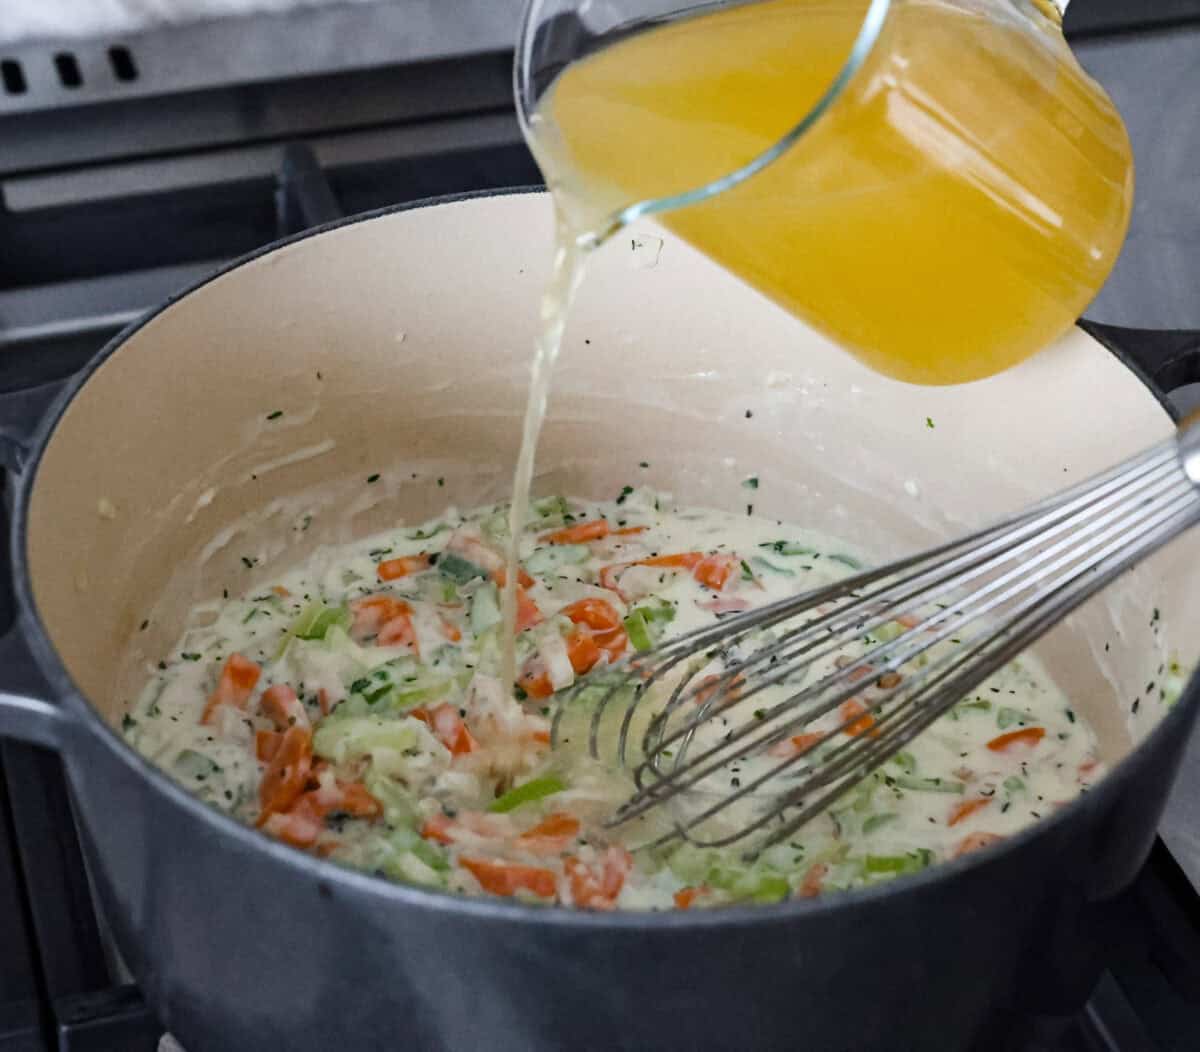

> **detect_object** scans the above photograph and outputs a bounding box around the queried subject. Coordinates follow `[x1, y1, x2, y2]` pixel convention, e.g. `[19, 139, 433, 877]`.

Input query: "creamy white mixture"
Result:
[127, 489, 1103, 909]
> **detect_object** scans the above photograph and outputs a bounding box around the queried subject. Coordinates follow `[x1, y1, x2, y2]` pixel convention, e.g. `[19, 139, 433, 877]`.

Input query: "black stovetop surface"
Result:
[2, 4, 1200, 1051]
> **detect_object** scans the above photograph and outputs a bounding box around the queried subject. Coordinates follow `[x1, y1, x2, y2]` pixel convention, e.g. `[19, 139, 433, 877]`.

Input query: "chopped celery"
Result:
[892, 774, 964, 794]
[828, 553, 863, 570]
[488, 775, 565, 813]
[525, 544, 589, 575]
[391, 825, 450, 871]
[276, 599, 351, 657]
[532, 495, 571, 520]
[862, 813, 897, 835]
[172, 750, 220, 782]
[470, 582, 502, 635]
[407, 522, 448, 541]
[889, 751, 917, 774]
[623, 609, 654, 652]
[751, 556, 795, 577]
[438, 553, 487, 584]
[950, 698, 991, 720]
[864, 849, 933, 875]
[1003, 776, 1025, 792]
[364, 770, 417, 827]
[871, 620, 906, 643]
[313, 715, 421, 767]
[440, 579, 459, 603]
[997, 706, 1027, 730]
[758, 541, 817, 557]
[705, 862, 791, 903]
[635, 598, 676, 624]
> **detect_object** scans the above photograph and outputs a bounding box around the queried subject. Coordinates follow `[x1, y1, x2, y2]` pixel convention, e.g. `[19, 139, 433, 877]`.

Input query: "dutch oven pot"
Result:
[2, 190, 1199, 1052]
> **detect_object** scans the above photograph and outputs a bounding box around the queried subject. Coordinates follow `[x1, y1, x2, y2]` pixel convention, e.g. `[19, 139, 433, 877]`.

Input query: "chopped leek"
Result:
[864, 849, 933, 875]
[892, 774, 964, 794]
[525, 544, 589, 575]
[438, 553, 488, 584]
[751, 555, 795, 577]
[623, 609, 654, 652]
[758, 541, 817, 557]
[470, 582, 502, 635]
[862, 813, 897, 835]
[488, 775, 566, 813]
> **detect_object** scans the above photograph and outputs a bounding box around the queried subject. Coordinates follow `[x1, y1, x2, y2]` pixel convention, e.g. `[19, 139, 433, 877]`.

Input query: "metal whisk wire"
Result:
[551, 426, 1200, 855]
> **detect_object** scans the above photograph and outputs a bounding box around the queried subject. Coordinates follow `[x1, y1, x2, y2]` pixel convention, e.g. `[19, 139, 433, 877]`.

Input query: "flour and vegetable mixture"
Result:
[127, 489, 1103, 909]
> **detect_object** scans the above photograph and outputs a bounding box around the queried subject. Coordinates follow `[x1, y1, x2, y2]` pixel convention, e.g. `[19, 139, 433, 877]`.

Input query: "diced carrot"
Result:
[201, 652, 261, 724]
[460, 857, 557, 899]
[564, 847, 632, 910]
[953, 832, 1005, 858]
[597, 563, 632, 597]
[674, 885, 709, 910]
[692, 673, 745, 706]
[260, 683, 310, 731]
[262, 794, 324, 848]
[377, 553, 432, 582]
[410, 702, 478, 756]
[518, 661, 554, 699]
[376, 602, 418, 653]
[566, 630, 603, 677]
[255, 729, 282, 762]
[420, 813, 457, 845]
[767, 732, 825, 759]
[272, 585, 292, 598]
[560, 598, 627, 660]
[531, 729, 552, 745]
[541, 519, 610, 545]
[613, 525, 647, 537]
[559, 597, 623, 634]
[326, 782, 381, 819]
[839, 699, 877, 737]
[257, 725, 313, 821]
[493, 566, 536, 589]
[518, 812, 581, 855]
[601, 551, 736, 595]
[438, 614, 463, 643]
[514, 586, 543, 632]
[349, 595, 409, 639]
[798, 862, 828, 899]
[693, 554, 738, 591]
[948, 797, 991, 827]
[640, 553, 701, 571]
[986, 727, 1046, 752]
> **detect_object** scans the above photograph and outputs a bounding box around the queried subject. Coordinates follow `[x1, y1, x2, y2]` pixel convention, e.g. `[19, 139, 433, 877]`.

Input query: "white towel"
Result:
[2, 0, 374, 46]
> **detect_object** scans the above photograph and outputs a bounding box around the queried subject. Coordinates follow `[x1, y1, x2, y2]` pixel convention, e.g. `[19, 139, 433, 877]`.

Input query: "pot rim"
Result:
[14, 185, 1198, 930]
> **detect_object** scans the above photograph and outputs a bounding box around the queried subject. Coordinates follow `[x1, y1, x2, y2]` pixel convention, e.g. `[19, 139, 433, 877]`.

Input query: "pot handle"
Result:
[0, 629, 65, 750]
[0, 375, 76, 474]
[1078, 321, 1200, 401]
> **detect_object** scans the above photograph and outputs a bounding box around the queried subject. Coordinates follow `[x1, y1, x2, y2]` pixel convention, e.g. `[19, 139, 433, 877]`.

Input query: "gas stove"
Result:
[2, 3, 1200, 1050]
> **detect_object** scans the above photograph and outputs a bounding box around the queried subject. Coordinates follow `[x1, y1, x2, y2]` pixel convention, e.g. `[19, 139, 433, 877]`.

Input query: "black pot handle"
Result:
[0, 376, 78, 749]
[0, 375, 77, 475]
[1078, 321, 1200, 400]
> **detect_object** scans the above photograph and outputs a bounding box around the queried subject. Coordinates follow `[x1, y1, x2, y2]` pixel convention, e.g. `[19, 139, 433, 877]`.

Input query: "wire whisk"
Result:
[552, 421, 1200, 856]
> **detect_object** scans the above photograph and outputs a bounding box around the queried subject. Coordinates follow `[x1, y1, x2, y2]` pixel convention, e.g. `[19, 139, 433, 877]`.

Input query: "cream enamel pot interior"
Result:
[2, 190, 1199, 1052]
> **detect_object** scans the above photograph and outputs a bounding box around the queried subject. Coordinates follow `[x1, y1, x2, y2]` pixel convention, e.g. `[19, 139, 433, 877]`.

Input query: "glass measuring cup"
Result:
[517, 0, 1134, 385]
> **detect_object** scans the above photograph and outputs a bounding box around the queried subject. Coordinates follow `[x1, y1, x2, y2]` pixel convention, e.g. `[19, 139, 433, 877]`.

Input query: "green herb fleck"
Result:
[743, 476, 759, 490]
[616, 485, 634, 505]
[366, 473, 380, 484]
[266, 410, 283, 421]
[926, 416, 935, 429]
[181, 652, 202, 662]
